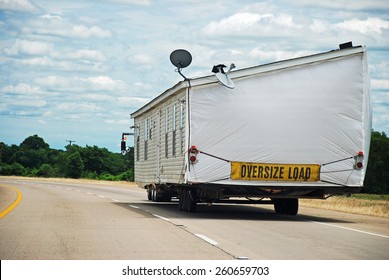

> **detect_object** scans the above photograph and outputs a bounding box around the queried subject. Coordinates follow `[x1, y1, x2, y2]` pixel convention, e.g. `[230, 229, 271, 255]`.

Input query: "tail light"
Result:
[355, 151, 364, 170]
[189, 145, 199, 164]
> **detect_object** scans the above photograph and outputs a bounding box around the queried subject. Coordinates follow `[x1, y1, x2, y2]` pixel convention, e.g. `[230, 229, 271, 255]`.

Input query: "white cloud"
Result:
[310, 19, 329, 34]
[41, 13, 62, 20]
[81, 76, 127, 91]
[117, 96, 150, 107]
[0, 0, 38, 13]
[34, 75, 70, 88]
[34, 75, 128, 92]
[57, 102, 102, 113]
[371, 79, 389, 91]
[110, 0, 151, 5]
[104, 119, 129, 124]
[334, 17, 389, 34]
[202, 12, 301, 36]
[70, 25, 111, 38]
[83, 93, 114, 102]
[0, 83, 48, 117]
[132, 53, 154, 65]
[64, 49, 107, 61]
[20, 56, 53, 66]
[289, 0, 389, 11]
[3, 39, 53, 56]
[0, 83, 41, 94]
[22, 14, 112, 39]
[248, 47, 309, 63]
[10, 98, 47, 108]
[134, 81, 152, 90]
[203, 12, 265, 35]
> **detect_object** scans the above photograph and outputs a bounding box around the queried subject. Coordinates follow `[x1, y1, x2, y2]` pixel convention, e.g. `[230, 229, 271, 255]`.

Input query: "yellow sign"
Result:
[230, 162, 321, 182]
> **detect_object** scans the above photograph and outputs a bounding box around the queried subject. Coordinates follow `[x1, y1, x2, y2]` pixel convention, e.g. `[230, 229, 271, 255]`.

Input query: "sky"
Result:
[0, 0, 388, 152]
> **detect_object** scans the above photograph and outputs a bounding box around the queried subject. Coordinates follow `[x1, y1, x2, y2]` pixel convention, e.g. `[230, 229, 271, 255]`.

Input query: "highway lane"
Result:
[1, 177, 388, 260]
[0, 178, 232, 260]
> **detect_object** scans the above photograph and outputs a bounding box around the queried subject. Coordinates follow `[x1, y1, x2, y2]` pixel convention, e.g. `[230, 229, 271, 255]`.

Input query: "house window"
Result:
[136, 125, 140, 161]
[180, 102, 185, 154]
[144, 119, 149, 161]
[172, 104, 176, 157]
[165, 107, 169, 158]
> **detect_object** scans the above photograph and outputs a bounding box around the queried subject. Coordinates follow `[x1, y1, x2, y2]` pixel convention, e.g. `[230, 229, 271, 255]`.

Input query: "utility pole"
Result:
[66, 140, 75, 146]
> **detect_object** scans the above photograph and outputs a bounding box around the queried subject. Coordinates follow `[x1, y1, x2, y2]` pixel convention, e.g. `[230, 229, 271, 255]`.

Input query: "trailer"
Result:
[126, 43, 371, 215]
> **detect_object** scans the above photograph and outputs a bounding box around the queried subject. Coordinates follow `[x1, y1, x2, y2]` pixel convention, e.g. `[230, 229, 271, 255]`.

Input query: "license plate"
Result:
[230, 162, 321, 182]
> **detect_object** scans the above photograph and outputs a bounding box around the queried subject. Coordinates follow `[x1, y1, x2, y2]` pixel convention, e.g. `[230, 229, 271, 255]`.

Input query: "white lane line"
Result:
[75, 190, 82, 192]
[128, 205, 140, 209]
[305, 219, 389, 239]
[111, 198, 120, 202]
[86, 192, 93, 195]
[97, 195, 106, 198]
[195, 234, 219, 246]
[152, 214, 170, 222]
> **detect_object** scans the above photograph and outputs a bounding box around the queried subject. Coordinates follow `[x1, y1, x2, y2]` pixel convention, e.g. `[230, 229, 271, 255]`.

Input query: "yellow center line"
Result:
[0, 184, 22, 218]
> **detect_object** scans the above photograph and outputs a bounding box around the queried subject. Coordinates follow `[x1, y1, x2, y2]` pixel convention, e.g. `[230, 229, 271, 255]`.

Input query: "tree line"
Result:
[0, 132, 388, 194]
[0, 135, 134, 181]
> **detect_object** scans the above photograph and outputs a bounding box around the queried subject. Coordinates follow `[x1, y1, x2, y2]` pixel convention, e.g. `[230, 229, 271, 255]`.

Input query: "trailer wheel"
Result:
[151, 188, 157, 201]
[147, 187, 152, 201]
[273, 198, 299, 215]
[179, 188, 197, 212]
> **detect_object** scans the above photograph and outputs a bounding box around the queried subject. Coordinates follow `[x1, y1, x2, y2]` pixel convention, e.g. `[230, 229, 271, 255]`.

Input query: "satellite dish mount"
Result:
[170, 49, 192, 80]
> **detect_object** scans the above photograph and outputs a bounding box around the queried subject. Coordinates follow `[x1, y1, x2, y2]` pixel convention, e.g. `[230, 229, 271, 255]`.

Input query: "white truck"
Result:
[125, 43, 371, 215]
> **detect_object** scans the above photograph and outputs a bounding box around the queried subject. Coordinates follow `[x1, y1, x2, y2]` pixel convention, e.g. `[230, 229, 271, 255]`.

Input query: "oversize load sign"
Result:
[230, 162, 321, 182]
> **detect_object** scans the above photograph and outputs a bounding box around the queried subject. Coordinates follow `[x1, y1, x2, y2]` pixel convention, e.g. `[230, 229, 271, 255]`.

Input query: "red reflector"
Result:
[357, 162, 363, 169]
[190, 155, 197, 163]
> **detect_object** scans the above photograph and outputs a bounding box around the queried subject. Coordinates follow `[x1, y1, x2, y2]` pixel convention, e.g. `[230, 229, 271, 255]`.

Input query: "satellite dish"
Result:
[212, 63, 235, 89]
[170, 49, 192, 80]
[215, 72, 235, 89]
[170, 49, 192, 69]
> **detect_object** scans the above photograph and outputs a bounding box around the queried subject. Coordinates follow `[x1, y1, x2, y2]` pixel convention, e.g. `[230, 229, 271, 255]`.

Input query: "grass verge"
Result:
[300, 194, 389, 218]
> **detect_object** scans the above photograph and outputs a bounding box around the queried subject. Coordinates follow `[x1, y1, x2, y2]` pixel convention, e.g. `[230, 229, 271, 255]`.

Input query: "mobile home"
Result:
[127, 44, 371, 215]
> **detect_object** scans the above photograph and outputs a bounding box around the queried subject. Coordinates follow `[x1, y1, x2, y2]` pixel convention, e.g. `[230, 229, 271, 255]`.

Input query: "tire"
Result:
[150, 185, 172, 202]
[151, 188, 157, 202]
[179, 188, 197, 212]
[273, 198, 298, 215]
[178, 189, 184, 210]
[147, 187, 152, 200]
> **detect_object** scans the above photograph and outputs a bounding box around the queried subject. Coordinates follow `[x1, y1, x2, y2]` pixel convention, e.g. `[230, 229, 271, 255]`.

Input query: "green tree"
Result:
[122, 147, 134, 170]
[36, 164, 55, 177]
[80, 145, 108, 175]
[80, 145, 127, 175]
[1, 163, 26, 176]
[20, 134, 49, 150]
[364, 131, 389, 194]
[0, 143, 19, 164]
[66, 151, 84, 178]
[1, 134, 135, 182]
[12, 149, 47, 168]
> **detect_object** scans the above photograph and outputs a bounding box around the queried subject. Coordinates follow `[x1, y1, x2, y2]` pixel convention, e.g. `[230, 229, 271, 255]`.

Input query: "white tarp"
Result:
[188, 51, 371, 187]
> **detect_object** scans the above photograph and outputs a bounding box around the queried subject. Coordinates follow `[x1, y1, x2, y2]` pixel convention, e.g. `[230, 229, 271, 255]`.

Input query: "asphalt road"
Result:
[1, 177, 388, 260]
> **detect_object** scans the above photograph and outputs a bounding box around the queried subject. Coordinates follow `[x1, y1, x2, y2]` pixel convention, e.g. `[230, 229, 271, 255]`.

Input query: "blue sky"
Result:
[1, 0, 388, 152]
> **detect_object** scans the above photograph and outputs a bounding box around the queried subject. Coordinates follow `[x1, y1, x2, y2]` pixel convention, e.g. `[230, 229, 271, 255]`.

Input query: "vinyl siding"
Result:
[134, 90, 186, 186]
